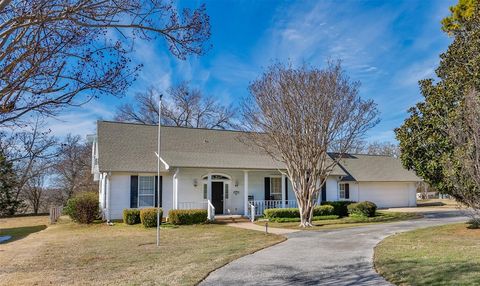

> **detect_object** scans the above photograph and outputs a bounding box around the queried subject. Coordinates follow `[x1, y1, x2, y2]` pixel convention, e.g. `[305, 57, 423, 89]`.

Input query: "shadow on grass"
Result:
[0, 225, 47, 244]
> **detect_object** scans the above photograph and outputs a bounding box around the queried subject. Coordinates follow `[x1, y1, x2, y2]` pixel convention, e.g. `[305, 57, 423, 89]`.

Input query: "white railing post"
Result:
[250, 204, 255, 222]
[207, 200, 215, 221]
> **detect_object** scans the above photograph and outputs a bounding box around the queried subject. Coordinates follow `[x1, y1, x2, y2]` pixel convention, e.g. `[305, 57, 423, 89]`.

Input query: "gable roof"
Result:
[335, 154, 421, 182]
[97, 121, 346, 174]
[96, 121, 420, 182]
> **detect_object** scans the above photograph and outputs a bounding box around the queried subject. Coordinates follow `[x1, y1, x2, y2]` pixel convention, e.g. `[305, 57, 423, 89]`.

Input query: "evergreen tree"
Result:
[0, 147, 20, 216]
[395, 0, 480, 200]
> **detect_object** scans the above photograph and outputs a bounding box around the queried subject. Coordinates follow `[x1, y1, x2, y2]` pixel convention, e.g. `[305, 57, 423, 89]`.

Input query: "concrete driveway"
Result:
[200, 212, 468, 286]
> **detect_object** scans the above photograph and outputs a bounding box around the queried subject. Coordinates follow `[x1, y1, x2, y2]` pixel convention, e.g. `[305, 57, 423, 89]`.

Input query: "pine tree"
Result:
[0, 147, 20, 216]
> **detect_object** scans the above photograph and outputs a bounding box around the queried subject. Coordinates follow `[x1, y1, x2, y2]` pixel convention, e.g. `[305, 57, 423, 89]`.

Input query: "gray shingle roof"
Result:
[96, 121, 420, 182]
[97, 121, 346, 174]
[335, 154, 422, 182]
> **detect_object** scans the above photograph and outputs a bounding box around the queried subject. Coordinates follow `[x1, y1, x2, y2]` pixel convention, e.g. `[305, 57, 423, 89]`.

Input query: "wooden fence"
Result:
[49, 206, 63, 224]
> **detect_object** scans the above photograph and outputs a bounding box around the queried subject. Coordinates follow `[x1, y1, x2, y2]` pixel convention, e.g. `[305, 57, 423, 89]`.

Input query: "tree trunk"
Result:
[298, 199, 315, 227]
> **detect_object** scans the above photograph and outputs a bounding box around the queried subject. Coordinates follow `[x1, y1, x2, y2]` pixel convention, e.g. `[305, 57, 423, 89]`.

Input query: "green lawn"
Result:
[255, 211, 421, 230]
[0, 216, 285, 286]
[0, 215, 48, 243]
[374, 223, 480, 285]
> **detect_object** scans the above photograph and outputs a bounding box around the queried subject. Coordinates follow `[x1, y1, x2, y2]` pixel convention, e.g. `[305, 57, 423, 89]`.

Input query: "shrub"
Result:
[264, 205, 335, 219]
[64, 192, 99, 224]
[347, 201, 377, 217]
[140, 208, 163, 228]
[123, 209, 141, 225]
[321, 201, 355, 217]
[313, 205, 335, 216]
[168, 209, 207, 225]
[264, 208, 299, 219]
[270, 215, 339, 223]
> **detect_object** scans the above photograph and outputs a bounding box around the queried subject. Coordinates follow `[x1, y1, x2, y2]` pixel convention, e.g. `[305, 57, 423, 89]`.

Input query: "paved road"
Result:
[201, 212, 467, 286]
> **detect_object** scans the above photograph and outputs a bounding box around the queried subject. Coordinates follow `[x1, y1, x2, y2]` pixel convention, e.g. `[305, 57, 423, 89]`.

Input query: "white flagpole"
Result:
[156, 94, 163, 247]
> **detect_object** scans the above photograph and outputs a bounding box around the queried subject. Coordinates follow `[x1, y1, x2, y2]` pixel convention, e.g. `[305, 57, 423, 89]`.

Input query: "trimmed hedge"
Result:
[264, 205, 335, 219]
[270, 215, 339, 223]
[64, 192, 99, 224]
[321, 201, 355, 217]
[140, 208, 163, 227]
[347, 201, 377, 217]
[168, 209, 207, 225]
[123, 209, 141, 225]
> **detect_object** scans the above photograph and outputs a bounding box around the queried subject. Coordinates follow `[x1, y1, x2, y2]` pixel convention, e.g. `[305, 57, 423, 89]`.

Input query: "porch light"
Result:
[193, 179, 198, 187]
[235, 180, 239, 187]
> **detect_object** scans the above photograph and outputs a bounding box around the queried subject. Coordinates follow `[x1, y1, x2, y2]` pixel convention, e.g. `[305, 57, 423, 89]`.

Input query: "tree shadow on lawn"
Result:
[0, 225, 47, 244]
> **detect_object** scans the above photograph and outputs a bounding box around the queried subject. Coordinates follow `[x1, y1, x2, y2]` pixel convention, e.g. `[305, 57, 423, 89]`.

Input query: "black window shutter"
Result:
[285, 176, 288, 201]
[321, 183, 327, 202]
[264, 177, 270, 200]
[130, 176, 138, 208]
[154, 176, 162, 207]
[154, 176, 158, 207]
[345, 183, 350, 199]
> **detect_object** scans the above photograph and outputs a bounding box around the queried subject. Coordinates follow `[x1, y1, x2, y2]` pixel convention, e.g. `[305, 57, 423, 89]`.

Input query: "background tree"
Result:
[243, 62, 379, 227]
[395, 0, 480, 199]
[444, 90, 480, 226]
[5, 119, 57, 210]
[0, 145, 19, 216]
[53, 135, 97, 203]
[20, 162, 48, 214]
[0, 0, 210, 126]
[362, 141, 400, 157]
[115, 83, 238, 129]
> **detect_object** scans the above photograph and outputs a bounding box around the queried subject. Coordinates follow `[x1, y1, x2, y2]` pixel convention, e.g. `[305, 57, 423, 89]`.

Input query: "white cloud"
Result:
[44, 101, 114, 138]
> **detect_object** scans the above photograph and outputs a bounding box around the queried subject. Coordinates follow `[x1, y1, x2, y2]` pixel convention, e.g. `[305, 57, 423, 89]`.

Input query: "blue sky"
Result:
[47, 0, 454, 143]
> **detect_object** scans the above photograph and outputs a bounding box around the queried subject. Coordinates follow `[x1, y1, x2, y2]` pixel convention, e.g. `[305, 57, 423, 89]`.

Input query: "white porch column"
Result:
[281, 173, 286, 208]
[173, 168, 179, 209]
[207, 173, 212, 201]
[244, 171, 249, 216]
[105, 173, 111, 221]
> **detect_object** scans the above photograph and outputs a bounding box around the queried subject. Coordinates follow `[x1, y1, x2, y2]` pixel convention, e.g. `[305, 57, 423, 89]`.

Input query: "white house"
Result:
[91, 121, 420, 221]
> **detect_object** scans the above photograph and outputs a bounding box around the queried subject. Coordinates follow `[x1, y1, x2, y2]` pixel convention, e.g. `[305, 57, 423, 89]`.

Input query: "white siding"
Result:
[357, 181, 416, 208]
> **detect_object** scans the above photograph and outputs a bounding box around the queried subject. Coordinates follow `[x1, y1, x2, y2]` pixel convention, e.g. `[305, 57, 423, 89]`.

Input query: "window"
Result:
[203, 184, 207, 200]
[138, 176, 155, 207]
[270, 177, 282, 200]
[339, 183, 350, 199]
[225, 184, 229, 199]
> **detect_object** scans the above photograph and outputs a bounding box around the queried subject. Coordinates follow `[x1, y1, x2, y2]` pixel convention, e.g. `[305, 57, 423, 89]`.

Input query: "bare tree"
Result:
[243, 62, 379, 227]
[20, 162, 48, 214]
[445, 89, 480, 227]
[1, 118, 57, 213]
[363, 141, 400, 157]
[115, 83, 238, 129]
[53, 134, 97, 202]
[0, 0, 210, 126]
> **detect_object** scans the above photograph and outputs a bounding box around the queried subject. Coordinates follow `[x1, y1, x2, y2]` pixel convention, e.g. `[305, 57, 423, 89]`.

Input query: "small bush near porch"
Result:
[0, 216, 284, 285]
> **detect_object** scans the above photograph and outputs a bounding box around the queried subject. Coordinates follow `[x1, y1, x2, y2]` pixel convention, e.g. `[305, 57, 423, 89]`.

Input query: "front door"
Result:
[211, 182, 224, 215]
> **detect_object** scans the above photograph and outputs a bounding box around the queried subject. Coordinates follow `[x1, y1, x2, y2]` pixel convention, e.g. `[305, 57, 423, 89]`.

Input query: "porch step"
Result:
[214, 215, 250, 224]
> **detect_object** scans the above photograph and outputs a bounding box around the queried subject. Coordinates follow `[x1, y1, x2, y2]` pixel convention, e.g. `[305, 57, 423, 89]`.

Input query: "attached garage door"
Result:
[358, 182, 411, 208]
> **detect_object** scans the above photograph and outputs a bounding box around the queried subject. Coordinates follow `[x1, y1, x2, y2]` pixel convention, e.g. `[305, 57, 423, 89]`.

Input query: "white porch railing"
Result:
[178, 201, 208, 210]
[251, 200, 298, 217]
[207, 200, 215, 221]
[247, 202, 256, 222]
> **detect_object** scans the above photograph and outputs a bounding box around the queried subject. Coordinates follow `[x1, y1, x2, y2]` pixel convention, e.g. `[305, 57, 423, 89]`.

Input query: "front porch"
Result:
[171, 168, 296, 221]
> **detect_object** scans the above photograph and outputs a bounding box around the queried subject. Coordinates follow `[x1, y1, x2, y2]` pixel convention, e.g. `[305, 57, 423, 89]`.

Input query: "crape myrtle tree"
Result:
[0, 0, 210, 126]
[115, 82, 238, 129]
[243, 62, 379, 227]
[395, 0, 480, 200]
